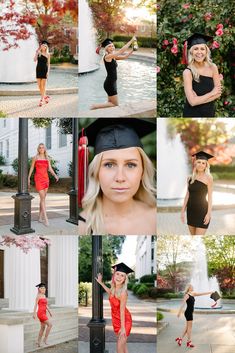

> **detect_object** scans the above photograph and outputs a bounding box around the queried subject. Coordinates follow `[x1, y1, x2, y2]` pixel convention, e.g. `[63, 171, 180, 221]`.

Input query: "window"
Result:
[0, 142, 3, 155]
[45, 126, 52, 150]
[151, 248, 154, 260]
[6, 139, 9, 158]
[3, 119, 6, 128]
[59, 132, 67, 148]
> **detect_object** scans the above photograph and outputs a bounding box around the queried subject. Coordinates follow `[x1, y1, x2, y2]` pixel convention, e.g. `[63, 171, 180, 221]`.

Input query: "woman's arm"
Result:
[47, 54, 50, 77]
[204, 176, 213, 225]
[105, 36, 136, 60]
[116, 49, 134, 60]
[95, 273, 111, 295]
[28, 157, 36, 188]
[33, 296, 39, 319]
[183, 69, 222, 106]
[119, 292, 128, 337]
[192, 291, 213, 297]
[177, 295, 188, 317]
[48, 160, 59, 182]
[181, 178, 189, 223]
[34, 49, 39, 62]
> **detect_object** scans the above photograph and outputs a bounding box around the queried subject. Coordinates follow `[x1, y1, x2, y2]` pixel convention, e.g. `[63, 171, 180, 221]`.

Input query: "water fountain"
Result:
[0, 3, 38, 83]
[157, 118, 189, 200]
[191, 237, 222, 309]
[78, 0, 99, 74]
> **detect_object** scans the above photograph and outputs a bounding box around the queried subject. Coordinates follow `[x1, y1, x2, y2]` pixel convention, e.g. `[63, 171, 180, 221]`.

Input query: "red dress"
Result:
[37, 297, 48, 322]
[34, 160, 49, 191]
[109, 295, 132, 337]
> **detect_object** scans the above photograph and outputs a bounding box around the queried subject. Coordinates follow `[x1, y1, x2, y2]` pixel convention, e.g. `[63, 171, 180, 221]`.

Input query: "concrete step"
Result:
[0, 298, 9, 309]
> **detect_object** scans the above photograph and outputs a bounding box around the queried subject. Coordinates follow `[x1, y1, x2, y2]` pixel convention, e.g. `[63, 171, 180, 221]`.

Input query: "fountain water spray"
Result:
[157, 118, 189, 199]
[79, 0, 99, 74]
[191, 237, 222, 309]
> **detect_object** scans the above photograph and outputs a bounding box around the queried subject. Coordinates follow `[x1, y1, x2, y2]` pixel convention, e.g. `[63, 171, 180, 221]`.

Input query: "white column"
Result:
[4, 245, 40, 312]
[49, 236, 78, 307]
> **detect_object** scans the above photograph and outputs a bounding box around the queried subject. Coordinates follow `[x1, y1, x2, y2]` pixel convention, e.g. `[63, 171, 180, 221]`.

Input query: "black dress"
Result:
[36, 54, 48, 79]
[103, 56, 118, 96]
[184, 294, 195, 321]
[187, 179, 209, 229]
[183, 68, 215, 117]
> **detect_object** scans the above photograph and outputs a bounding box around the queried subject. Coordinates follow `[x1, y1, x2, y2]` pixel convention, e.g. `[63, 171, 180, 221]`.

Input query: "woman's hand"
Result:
[131, 36, 137, 42]
[118, 327, 126, 340]
[95, 273, 103, 284]
[177, 312, 181, 318]
[49, 312, 52, 317]
[211, 84, 222, 97]
[33, 314, 36, 320]
[203, 213, 211, 225]
[28, 179, 31, 189]
[180, 211, 185, 224]
[55, 175, 59, 182]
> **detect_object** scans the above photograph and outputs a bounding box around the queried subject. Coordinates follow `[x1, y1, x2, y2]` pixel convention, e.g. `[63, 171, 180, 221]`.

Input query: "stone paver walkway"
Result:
[0, 94, 78, 117]
[0, 192, 77, 235]
[157, 208, 235, 235]
[29, 339, 77, 353]
[157, 311, 235, 353]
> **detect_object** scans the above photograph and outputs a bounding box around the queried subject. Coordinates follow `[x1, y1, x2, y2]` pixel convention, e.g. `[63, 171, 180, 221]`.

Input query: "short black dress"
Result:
[36, 54, 48, 79]
[103, 56, 118, 96]
[184, 294, 195, 321]
[187, 178, 209, 229]
[183, 68, 215, 117]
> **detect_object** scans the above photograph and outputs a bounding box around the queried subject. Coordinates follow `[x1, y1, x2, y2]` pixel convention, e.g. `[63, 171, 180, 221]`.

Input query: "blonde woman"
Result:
[34, 40, 51, 107]
[28, 143, 59, 226]
[183, 33, 222, 117]
[91, 36, 136, 110]
[33, 283, 53, 347]
[96, 263, 133, 353]
[175, 284, 214, 348]
[181, 151, 213, 235]
[78, 118, 156, 235]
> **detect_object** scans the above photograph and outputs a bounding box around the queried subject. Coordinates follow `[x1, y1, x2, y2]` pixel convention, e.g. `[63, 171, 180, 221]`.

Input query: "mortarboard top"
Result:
[101, 38, 113, 48]
[192, 151, 214, 161]
[80, 118, 156, 156]
[210, 291, 221, 302]
[35, 283, 46, 288]
[185, 33, 213, 50]
[112, 262, 134, 274]
[41, 40, 50, 46]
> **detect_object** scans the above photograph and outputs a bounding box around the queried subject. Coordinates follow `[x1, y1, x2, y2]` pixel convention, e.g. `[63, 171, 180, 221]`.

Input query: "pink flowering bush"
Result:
[0, 235, 51, 254]
[157, 0, 235, 117]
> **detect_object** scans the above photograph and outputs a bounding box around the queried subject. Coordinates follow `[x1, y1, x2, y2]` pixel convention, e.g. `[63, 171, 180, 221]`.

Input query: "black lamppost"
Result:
[87, 236, 106, 353]
[67, 118, 78, 225]
[11, 118, 35, 235]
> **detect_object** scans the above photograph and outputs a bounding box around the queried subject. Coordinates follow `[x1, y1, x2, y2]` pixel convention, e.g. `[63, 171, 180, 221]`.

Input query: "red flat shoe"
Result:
[44, 95, 50, 104]
[175, 337, 182, 346]
[38, 99, 43, 107]
[187, 340, 195, 348]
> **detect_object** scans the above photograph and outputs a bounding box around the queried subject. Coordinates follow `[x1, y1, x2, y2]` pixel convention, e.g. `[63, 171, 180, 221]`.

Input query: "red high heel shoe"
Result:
[187, 340, 195, 348]
[175, 337, 182, 346]
[44, 95, 50, 104]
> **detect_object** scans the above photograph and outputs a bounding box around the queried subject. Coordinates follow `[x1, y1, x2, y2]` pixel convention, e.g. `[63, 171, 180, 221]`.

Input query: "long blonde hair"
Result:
[188, 44, 213, 82]
[190, 159, 212, 184]
[38, 44, 49, 58]
[36, 143, 49, 160]
[110, 272, 128, 298]
[184, 283, 193, 294]
[82, 147, 156, 235]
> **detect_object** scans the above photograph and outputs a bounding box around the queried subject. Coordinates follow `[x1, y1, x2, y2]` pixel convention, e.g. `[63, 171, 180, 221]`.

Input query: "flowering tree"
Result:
[0, 0, 77, 50]
[157, 0, 235, 117]
[0, 235, 51, 254]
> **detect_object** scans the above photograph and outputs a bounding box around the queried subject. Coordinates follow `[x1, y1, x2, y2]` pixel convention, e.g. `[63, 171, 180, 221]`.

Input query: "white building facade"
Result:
[135, 236, 156, 280]
[0, 118, 72, 178]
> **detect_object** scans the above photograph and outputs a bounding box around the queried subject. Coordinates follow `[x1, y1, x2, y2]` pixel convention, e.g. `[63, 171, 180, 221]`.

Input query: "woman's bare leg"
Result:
[41, 79, 47, 100]
[38, 188, 49, 226]
[116, 336, 126, 353]
[188, 225, 196, 235]
[181, 322, 188, 340]
[195, 227, 207, 236]
[90, 95, 119, 110]
[186, 321, 193, 341]
[37, 323, 46, 346]
[43, 320, 53, 344]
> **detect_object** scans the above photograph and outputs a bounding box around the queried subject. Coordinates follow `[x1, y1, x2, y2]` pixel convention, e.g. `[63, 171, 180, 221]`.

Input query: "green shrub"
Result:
[164, 292, 183, 299]
[136, 284, 149, 297]
[79, 282, 92, 306]
[0, 155, 6, 166]
[132, 283, 142, 294]
[140, 274, 156, 284]
[113, 35, 156, 48]
[0, 111, 7, 117]
[113, 41, 126, 48]
[149, 287, 158, 299]
[0, 174, 18, 188]
[127, 282, 135, 290]
[157, 312, 164, 321]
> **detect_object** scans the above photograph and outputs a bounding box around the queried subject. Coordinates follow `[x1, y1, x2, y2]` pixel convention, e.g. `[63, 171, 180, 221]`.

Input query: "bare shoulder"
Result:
[183, 68, 192, 77]
[206, 174, 213, 183]
[211, 63, 219, 73]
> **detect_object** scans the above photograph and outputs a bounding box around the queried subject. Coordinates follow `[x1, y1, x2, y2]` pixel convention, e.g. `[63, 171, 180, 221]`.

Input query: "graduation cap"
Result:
[101, 38, 113, 48]
[112, 262, 134, 274]
[181, 33, 213, 64]
[35, 283, 46, 288]
[41, 40, 50, 46]
[192, 151, 214, 161]
[210, 291, 221, 302]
